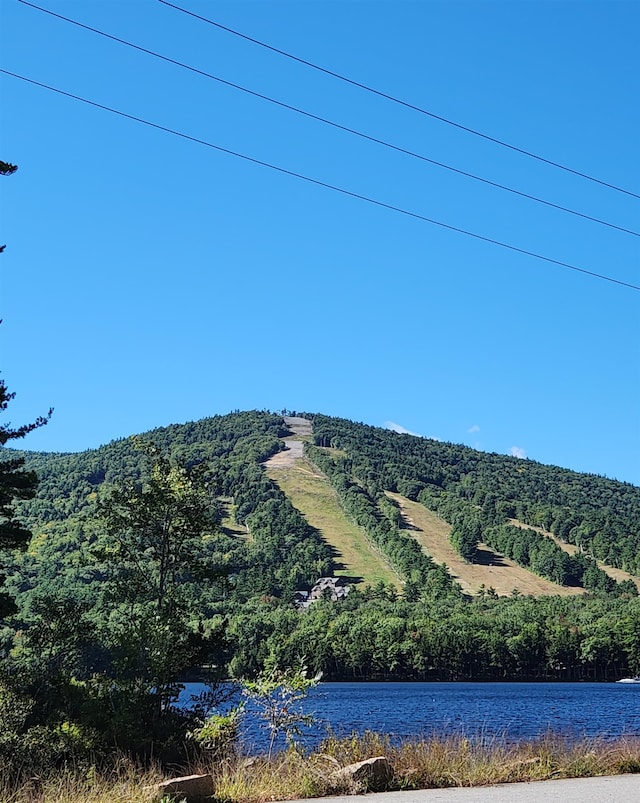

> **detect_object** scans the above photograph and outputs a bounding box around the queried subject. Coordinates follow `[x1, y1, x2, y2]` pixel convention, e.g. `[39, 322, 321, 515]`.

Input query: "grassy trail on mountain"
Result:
[387, 493, 585, 598]
[265, 417, 622, 597]
[265, 419, 401, 589]
[508, 518, 640, 593]
[267, 458, 401, 589]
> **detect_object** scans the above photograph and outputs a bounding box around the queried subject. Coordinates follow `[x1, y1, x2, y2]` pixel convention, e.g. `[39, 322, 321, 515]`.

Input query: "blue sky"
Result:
[1, 0, 638, 484]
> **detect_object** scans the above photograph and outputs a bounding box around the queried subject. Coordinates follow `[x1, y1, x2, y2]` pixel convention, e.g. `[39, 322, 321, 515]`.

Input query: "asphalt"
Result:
[283, 774, 640, 802]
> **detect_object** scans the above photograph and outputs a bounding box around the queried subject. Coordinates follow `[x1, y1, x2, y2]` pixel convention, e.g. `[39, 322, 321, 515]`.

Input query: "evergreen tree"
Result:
[0, 160, 18, 254]
[1, 159, 52, 614]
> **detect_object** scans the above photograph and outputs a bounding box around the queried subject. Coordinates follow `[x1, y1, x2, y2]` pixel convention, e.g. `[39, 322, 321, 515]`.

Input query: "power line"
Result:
[158, 0, 640, 202]
[18, 0, 640, 240]
[1, 69, 638, 292]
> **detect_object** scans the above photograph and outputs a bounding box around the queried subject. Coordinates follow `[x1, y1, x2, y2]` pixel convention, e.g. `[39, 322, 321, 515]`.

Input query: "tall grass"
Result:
[317, 730, 640, 789]
[0, 757, 164, 803]
[3, 733, 639, 802]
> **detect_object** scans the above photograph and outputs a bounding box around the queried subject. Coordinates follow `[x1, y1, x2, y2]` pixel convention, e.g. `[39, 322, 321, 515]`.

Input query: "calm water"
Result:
[180, 681, 640, 753]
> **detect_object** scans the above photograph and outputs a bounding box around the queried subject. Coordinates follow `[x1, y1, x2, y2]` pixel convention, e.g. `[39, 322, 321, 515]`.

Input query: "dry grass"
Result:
[211, 753, 355, 803]
[0, 759, 164, 803]
[316, 730, 640, 788]
[508, 518, 640, 593]
[388, 493, 585, 598]
[4, 733, 639, 803]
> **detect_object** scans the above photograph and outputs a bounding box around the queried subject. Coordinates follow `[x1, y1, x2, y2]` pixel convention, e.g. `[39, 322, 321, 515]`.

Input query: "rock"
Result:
[144, 773, 214, 801]
[333, 755, 392, 792]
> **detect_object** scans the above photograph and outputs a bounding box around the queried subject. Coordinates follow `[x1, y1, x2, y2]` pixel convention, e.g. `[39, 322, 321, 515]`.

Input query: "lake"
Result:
[180, 681, 640, 754]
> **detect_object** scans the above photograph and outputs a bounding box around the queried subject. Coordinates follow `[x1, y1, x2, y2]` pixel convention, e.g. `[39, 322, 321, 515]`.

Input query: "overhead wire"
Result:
[17, 0, 640, 240]
[1, 69, 638, 292]
[157, 0, 640, 202]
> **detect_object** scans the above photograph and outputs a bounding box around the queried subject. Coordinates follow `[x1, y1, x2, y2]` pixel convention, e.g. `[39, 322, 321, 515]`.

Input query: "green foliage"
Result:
[232, 590, 640, 682]
[87, 446, 228, 753]
[1, 406, 639, 783]
[450, 517, 481, 563]
[311, 414, 640, 585]
[305, 444, 458, 598]
[0, 446, 233, 772]
[189, 707, 243, 758]
[0, 369, 52, 615]
[242, 664, 320, 757]
[96, 443, 222, 616]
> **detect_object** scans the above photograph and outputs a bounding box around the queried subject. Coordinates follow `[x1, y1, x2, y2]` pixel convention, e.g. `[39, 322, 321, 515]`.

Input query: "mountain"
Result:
[13, 410, 640, 589]
[3, 409, 640, 683]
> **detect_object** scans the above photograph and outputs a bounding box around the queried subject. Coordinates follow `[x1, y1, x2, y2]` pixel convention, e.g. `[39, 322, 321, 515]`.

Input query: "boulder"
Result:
[333, 755, 392, 792]
[144, 773, 214, 801]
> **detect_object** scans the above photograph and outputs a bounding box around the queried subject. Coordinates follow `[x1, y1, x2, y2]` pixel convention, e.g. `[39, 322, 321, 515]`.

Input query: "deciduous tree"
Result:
[93, 444, 227, 750]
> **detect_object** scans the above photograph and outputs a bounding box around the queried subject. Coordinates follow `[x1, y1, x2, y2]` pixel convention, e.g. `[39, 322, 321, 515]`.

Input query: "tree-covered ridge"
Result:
[6, 411, 334, 603]
[8, 409, 640, 601]
[309, 414, 640, 576]
[10, 411, 289, 525]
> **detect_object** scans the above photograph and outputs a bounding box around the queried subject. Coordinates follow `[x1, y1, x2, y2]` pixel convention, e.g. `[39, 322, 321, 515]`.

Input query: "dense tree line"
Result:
[225, 588, 640, 682]
[7, 412, 332, 602]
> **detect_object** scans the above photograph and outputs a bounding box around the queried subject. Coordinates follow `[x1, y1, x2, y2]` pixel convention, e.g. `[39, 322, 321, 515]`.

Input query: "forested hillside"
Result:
[309, 415, 640, 588]
[1, 409, 640, 768]
[11, 412, 334, 601]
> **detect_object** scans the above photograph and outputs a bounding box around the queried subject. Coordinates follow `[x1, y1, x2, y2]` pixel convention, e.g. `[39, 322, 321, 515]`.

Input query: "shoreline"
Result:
[5, 731, 640, 802]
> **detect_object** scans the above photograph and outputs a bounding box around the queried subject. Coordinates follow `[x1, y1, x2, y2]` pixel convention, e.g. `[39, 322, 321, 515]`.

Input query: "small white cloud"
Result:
[509, 446, 527, 459]
[385, 421, 421, 437]
[468, 424, 480, 434]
